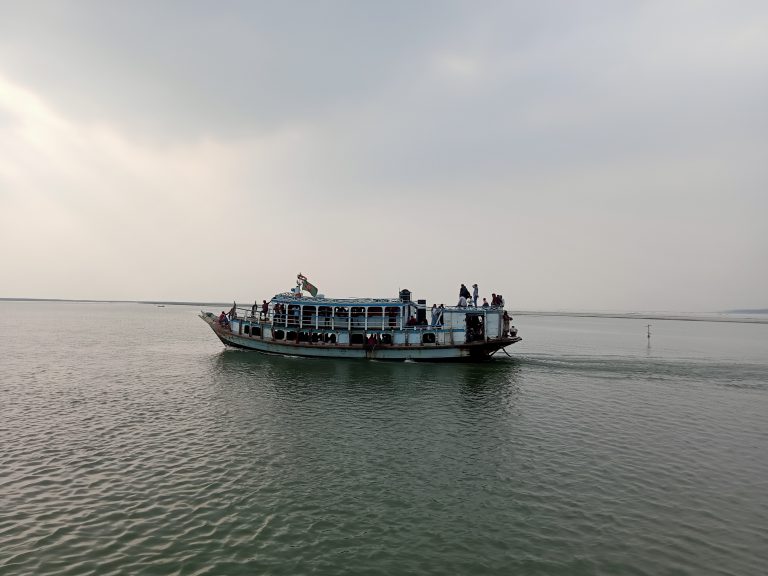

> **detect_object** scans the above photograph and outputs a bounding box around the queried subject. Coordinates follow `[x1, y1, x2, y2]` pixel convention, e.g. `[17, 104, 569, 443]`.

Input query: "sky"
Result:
[1, 1, 766, 311]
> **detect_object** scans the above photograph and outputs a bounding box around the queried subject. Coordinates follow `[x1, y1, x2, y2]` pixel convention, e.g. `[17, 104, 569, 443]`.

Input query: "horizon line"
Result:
[1, 297, 767, 318]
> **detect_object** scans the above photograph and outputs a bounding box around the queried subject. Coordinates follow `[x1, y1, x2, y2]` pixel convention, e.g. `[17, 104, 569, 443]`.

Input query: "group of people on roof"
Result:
[430, 304, 445, 327]
[458, 283, 504, 308]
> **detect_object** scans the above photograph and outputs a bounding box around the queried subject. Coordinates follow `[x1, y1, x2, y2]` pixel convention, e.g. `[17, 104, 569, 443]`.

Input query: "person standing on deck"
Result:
[459, 283, 471, 301]
[472, 284, 479, 307]
[431, 304, 439, 326]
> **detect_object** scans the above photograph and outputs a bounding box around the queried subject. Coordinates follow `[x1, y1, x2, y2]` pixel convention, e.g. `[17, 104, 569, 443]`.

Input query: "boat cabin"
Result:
[224, 289, 514, 348]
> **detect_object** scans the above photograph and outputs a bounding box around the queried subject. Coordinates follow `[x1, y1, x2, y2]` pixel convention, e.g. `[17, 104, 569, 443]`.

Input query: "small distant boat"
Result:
[157, 305, 165, 308]
[200, 275, 521, 362]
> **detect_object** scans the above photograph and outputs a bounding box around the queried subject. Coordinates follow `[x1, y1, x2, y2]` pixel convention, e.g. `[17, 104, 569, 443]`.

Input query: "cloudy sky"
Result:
[1, 1, 766, 311]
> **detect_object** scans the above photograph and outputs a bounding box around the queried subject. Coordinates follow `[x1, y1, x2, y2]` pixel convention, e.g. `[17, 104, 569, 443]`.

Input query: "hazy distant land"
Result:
[512, 310, 768, 324]
[0, 297, 229, 307]
[2, 298, 767, 324]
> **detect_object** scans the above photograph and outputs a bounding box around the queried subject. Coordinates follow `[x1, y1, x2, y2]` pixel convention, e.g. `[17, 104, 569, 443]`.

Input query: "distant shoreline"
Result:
[2, 297, 767, 324]
[510, 310, 768, 324]
[0, 297, 229, 307]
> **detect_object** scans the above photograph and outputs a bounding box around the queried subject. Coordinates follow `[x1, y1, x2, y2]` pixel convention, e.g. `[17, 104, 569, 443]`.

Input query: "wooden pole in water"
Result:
[647, 324, 651, 339]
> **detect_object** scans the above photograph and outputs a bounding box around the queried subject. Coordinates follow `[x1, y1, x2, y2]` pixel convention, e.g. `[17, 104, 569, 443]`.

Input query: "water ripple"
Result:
[1, 303, 766, 575]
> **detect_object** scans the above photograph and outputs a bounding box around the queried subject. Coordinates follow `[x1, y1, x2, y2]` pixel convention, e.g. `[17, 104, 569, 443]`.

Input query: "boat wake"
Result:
[508, 353, 768, 390]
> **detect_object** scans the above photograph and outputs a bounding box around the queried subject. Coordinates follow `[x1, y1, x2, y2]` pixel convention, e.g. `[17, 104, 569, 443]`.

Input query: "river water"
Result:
[1, 302, 766, 575]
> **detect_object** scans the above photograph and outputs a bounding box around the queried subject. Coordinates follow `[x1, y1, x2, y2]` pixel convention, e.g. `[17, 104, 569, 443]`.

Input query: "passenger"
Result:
[458, 295, 468, 307]
[491, 293, 499, 306]
[261, 300, 269, 320]
[406, 314, 418, 326]
[227, 304, 237, 320]
[431, 304, 439, 326]
[482, 298, 489, 308]
[498, 294, 505, 307]
[218, 311, 229, 326]
[503, 311, 512, 336]
[437, 304, 445, 326]
[459, 283, 471, 300]
[251, 300, 258, 318]
[472, 284, 479, 307]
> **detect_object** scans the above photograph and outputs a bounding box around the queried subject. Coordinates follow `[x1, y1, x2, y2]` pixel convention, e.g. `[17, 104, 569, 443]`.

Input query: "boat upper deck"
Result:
[271, 293, 405, 307]
[270, 293, 504, 313]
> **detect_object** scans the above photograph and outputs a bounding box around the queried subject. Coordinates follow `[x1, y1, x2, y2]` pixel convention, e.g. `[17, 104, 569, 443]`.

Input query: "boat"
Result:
[200, 274, 521, 361]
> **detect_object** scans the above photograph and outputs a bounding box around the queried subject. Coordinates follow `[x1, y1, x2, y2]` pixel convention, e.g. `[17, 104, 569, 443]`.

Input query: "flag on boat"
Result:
[297, 273, 319, 297]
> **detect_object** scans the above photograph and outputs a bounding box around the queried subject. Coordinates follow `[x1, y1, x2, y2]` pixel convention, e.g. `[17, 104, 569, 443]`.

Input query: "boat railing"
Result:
[227, 302, 506, 333]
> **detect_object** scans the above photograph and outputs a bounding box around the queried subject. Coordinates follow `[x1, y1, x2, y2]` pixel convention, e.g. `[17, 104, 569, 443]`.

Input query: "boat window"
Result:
[317, 306, 332, 327]
[243, 325, 250, 335]
[302, 306, 316, 320]
[351, 307, 365, 328]
[350, 333, 365, 345]
[465, 315, 485, 342]
[381, 333, 392, 345]
[367, 307, 383, 317]
[422, 333, 436, 344]
[385, 307, 400, 327]
[252, 326, 261, 336]
[287, 305, 300, 326]
[274, 329, 285, 340]
[286, 331, 297, 341]
[298, 331, 310, 342]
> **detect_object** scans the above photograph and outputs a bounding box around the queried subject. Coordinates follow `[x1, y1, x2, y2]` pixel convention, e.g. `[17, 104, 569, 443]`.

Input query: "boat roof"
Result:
[271, 293, 407, 307]
[270, 293, 504, 313]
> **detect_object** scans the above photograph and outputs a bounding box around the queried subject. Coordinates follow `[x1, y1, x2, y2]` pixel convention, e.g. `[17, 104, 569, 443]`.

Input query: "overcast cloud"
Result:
[1, 1, 766, 311]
